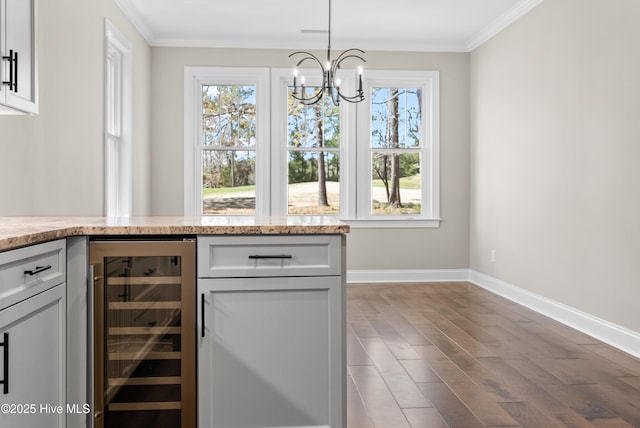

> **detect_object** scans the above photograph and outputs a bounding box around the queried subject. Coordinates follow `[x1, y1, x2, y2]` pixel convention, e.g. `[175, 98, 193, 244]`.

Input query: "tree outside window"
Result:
[286, 86, 340, 215]
[370, 87, 423, 216]
[201, 85, 257, 215]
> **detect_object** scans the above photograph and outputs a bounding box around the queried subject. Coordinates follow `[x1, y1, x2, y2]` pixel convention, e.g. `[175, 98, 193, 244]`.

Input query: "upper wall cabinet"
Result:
[1, 0, 37, 115]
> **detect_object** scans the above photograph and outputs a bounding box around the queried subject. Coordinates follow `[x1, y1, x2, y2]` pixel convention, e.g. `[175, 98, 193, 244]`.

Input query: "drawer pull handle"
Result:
[1, 332, 8, 394]
[248, 255, 293, 259]
[24, 265, 52, 276]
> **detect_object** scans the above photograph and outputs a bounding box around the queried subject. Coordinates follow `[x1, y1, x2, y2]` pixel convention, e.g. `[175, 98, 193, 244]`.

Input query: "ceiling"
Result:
[114, 0, 543, 52]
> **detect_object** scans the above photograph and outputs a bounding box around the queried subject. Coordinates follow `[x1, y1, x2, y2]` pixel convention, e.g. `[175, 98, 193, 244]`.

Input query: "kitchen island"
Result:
[0, 216, 348, 428]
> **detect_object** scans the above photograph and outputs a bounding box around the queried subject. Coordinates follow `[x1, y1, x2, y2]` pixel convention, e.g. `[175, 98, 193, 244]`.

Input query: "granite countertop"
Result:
[0, 216, 350, 251]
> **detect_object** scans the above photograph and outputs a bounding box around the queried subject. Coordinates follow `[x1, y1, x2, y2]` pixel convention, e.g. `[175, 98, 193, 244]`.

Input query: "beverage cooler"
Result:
[90, 240, 196, 428]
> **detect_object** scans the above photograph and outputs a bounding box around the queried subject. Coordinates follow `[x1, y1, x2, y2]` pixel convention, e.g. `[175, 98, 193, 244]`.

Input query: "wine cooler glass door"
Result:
[91, 241, 196, 428]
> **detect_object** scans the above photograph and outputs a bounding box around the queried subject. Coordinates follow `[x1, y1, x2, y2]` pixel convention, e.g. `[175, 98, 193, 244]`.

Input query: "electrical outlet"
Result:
[490, 249, 496, 263]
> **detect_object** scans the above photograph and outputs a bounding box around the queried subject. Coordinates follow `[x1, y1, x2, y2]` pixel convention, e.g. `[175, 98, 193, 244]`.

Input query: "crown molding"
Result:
[113, 0, 155, 45]
[115, 0, 543, 52]
[466, 0, 545, 52]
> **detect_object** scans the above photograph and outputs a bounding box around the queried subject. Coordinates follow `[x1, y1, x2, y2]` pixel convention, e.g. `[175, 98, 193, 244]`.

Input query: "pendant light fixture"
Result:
[289, 0, 366, 106]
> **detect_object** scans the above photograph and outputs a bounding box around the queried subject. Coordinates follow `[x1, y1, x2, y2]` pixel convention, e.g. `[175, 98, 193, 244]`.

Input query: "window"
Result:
[185, 67, 439, 227]
[104, 20, 132, 218]
[270, 68, 355, 218]
[184, 67, 270, 217]
[356, 70, 440, 226]
[286, 91, 340, 215]
[201, 84, 257, 215]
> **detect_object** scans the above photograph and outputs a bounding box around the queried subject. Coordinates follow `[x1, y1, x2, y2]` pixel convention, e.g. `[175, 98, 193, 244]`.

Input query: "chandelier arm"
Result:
[291, 84, 324, 101]
[289, 51, 329, 104]
[291, 87, 324, 105]
[333, 83, 364, 101]
[338, 92, 365, 103]
[335, 54, 366, 65]
[330, 54, 366, 101]
[332, 53, 365, 77]
[291, 89, 325, 105]
[289, 51, 324, 68]
[333, 48, 366, 65]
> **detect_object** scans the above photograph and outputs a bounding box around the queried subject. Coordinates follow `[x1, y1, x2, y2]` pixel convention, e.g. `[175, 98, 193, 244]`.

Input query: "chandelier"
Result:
[288, 0, 365, 106]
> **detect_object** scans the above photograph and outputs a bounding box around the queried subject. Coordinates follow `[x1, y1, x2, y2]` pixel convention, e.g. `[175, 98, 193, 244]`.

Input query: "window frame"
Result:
[353, 69, 441, 227]
[184, 67, 440, 228]
[104, 20, 132, 218]
[270, 68, 356, 218]
[183, 67, 271, 217]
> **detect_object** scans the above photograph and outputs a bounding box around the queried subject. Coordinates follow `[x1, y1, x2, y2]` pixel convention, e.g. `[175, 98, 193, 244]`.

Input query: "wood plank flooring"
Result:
[346, 282, 640, 427]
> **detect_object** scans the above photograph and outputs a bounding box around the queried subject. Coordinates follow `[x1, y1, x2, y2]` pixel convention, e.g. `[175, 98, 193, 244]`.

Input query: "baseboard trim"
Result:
[346, 269, 470, 284]
[469, 269, 640, 359]
[345, 268, 640, 359]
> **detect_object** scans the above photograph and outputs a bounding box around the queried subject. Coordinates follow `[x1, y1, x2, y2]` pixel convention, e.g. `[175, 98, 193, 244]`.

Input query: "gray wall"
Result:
[0, 0, 151, 216]
[149, 48, 470, 270]
[470, 0, 640, 332]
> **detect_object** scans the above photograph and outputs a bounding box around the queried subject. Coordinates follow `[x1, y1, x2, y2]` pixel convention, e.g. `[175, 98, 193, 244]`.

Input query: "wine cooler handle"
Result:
[1, 332, 8, 394]
[88, 265, 95, 418]
[201, 293, 206, 338]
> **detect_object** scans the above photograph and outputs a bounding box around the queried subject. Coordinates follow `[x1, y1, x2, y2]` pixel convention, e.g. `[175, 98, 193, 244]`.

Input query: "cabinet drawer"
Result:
[198, 235, 342, 278]
[0, 239, 66, 310]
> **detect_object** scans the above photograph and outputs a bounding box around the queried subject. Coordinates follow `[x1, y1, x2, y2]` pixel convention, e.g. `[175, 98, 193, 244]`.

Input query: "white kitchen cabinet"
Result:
[0, 240, 66, 428]
[0, 0, 37, 114]
[197, 235, 346, 428]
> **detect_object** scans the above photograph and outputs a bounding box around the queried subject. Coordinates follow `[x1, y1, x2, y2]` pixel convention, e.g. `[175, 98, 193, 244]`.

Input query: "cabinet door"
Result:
[2, 0, 37, 113]
[0, 284, 66, 428]
[198, 276, 344, 428]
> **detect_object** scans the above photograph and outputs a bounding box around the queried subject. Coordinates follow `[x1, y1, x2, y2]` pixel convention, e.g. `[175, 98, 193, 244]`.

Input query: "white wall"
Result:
[0, 0, 151, 216]
[149, 48, 470, 270]
[470, 0, 640, 332]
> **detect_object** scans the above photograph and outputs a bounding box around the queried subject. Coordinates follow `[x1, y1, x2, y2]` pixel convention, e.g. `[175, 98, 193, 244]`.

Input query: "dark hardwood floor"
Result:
[346, 282, 640, 428]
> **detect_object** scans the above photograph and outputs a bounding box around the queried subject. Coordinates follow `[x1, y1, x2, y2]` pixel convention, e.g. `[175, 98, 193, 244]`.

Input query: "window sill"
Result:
[339, 218, 441, 229]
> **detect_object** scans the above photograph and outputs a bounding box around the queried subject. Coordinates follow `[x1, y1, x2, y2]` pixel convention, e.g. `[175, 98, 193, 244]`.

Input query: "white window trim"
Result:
[183, 67, 270, 217]
[184, 67, 440, 228]
[270, 68, 356, 218]
[350, 69, 441, 228]
[104, 20, 132, 218]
